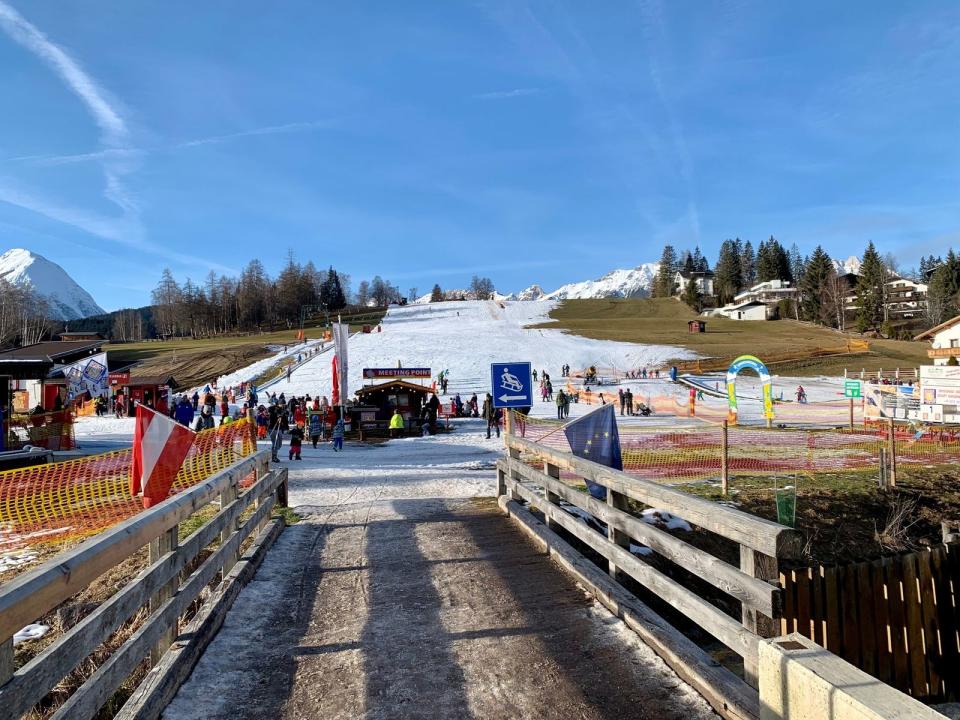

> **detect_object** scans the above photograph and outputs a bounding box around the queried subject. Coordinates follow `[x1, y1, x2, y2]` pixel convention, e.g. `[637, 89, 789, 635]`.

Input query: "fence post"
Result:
[740, 545, 779, 687]
[607, 487, 631, 579]
[879, 447, 887, 490]
[849, 398, 854, 430]
[149, 524, 179, 665]
[0, 637, 12, 686]
[220, 478, 240, 581]
[888, 418, 898, 488]
[543, 462, 560, 530]
[721, 420, 729, 497]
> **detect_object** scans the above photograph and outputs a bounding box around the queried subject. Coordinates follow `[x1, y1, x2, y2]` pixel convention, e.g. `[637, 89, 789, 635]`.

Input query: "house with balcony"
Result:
[673, 270, 715, 297]
[915, 315, 960, 365]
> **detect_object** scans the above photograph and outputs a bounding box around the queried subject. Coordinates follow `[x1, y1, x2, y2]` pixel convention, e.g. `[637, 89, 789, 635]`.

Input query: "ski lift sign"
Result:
[490, 362, 533, 408]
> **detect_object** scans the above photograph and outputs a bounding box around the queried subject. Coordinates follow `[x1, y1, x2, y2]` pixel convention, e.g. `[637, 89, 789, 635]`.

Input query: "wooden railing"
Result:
[0, 449, 288, 720]
[499, 431, 799, 720]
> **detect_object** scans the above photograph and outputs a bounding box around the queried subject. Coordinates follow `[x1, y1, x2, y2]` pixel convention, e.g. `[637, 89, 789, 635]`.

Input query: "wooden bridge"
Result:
[0, 429, 801, 720]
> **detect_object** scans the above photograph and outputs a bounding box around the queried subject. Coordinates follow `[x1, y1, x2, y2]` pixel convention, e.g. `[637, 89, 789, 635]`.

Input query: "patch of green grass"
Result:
[273, 505, 301, 525]
[534, 298, 929, 375]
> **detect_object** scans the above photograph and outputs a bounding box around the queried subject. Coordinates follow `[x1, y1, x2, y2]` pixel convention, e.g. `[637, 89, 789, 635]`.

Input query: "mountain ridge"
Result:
[0, 248, 105, 321]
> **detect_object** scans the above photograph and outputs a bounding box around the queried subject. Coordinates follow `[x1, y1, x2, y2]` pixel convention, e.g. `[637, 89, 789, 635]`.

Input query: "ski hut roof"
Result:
[356, 380, 433, 397]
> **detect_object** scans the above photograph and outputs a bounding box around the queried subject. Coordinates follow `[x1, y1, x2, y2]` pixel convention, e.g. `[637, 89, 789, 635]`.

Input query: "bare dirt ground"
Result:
[163, 497, 718, 720]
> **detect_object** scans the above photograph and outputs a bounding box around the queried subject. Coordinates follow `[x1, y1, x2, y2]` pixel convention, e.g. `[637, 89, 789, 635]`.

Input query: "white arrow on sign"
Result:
[499, 394, 528, 403]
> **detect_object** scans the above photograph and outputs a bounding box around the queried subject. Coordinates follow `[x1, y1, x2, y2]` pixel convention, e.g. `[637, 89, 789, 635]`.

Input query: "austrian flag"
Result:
[131, 404, 195, 508]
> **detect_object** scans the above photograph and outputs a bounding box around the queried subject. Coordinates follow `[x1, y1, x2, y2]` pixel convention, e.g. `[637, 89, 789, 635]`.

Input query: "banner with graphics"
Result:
[65, 352, 109, 400]
[333, 322, 350, 407]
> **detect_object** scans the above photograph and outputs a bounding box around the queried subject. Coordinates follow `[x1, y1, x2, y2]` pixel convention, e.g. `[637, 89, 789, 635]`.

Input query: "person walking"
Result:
[268, 404, 284, 462]
[562, 391, 571, 419]
[556, 389, 567, 420]
[389, 409, 405, 438]
[332, 416, 345, 452]
[288, 423, 304, 460]
[618, 388, 625, 416]
[625, 388, 634, 416]
[482, 393, 499, 439]
[308, 410, 323, 448]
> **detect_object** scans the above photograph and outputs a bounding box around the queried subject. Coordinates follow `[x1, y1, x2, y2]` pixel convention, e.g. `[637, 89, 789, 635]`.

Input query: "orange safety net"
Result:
[509, 412, 960, 487]
[5, 411, 76, 451]
[0, 418, 256, 552]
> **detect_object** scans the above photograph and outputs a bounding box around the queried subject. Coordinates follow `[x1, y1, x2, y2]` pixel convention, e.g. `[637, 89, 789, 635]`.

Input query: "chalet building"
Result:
[915, 316, 960, 365]
[673, 270, 715, 297]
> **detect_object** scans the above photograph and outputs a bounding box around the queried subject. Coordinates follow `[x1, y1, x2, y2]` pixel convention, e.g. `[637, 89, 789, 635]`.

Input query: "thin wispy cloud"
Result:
[0, 1, 126, 146]
[0, 1, 234, 273]
[473, 88, 543, 100]
[4, 120, 337, 166]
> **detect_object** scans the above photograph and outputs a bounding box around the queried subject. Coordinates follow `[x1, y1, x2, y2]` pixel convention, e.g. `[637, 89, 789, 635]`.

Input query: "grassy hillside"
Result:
[534, 298, 930, 376]
[106, 309, 386, 388]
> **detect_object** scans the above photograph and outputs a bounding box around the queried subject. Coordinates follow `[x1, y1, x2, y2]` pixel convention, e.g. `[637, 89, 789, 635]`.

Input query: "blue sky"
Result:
[1, 1, 959, 311]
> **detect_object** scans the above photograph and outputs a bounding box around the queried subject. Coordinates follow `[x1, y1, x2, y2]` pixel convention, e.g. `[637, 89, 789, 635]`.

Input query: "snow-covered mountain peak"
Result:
[833, 255, 862, 275]
[0, 248, 105, 320]
[543, 262, 659, 300]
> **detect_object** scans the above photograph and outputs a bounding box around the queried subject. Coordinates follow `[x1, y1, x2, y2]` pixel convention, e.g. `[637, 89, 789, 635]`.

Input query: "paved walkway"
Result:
[164, 492, 717, 720]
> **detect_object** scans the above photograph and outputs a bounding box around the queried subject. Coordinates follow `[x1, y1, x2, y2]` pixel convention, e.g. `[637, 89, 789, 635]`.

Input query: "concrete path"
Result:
[164, 494, 718, 720]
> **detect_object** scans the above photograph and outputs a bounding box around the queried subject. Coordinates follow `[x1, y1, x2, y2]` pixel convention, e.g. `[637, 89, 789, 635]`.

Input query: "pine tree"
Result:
[681, 277, 703, 312]
[739, 239, 755, 288]
[789, 243, 805, 286]
[855, 242, 886, 333]
[654, 245, 678, 297]
[320, 266, 346, 310]
[430, 284, 443, 303]
[691, 246, 709, 272]
[925, 250, 960, 327]
[799, 246, 835, 325]
[714, 239, 743, 305]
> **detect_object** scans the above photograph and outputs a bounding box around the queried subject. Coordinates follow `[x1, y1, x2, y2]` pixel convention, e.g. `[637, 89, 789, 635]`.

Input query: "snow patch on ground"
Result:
[14, 623, 49, 645]
[0, 550, 38, 572]
[641, 508, 692, 532]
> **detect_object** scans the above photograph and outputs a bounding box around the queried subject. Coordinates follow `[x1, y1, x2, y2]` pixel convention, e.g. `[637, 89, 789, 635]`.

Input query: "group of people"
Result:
[617, 387, 652, 416]
[626, 367, 660, 379]
[260, 393, 346, 461]
[449, 393, 480, 418]
[555, 389, 571, 419]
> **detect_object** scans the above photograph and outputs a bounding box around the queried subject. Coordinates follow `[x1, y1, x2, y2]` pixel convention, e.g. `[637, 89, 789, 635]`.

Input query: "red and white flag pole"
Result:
[130, 403, 196, 508]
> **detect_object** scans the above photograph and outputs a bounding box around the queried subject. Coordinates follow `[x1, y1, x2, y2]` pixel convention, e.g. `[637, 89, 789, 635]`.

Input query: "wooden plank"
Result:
[917, 549, 942, 697]
[872, 559, 893, 685]
[508, 478, 759, 665]
[499, 496, 759, 720]
[0, 639, 11, 687]
[781, 570, 796, 636]
[502, 458, 779, 616]
[0, 469, 283, 720]
[118, 517, 285, 720]
[824, 565, 842, 654]
[506, 435, 798, 557]
[0, 451, 268, 642]
[932, 546, 959, 698]
[902, 552, 929, 697]
[795, 567, 812, 641]
[887, 556, 911, 692]
[49, 495, 277, 720]
[607, 487, 630, 579]
[840, 565, 861, 667]
[811, 565, 825, 647]
[149, 526, 178, 666]
[543, 461, 560, 532]
[856, 561, 877, 678]
[220, 482, 240, 581]
[739, 547, 778, 688]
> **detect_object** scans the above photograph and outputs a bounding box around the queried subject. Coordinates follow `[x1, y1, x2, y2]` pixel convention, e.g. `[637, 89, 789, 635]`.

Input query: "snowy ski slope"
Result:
[274, 300, 697, 400]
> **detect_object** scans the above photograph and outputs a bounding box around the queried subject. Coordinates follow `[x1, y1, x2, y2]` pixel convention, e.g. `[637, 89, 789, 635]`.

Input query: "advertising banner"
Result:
[65, 352, 109, 400]
[362, 367, 431, 379]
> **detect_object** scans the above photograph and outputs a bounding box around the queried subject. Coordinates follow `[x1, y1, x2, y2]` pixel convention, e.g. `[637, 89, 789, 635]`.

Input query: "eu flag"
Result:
[563, 404, 623, 499]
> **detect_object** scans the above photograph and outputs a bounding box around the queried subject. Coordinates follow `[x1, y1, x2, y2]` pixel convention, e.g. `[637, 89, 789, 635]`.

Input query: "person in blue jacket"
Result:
[174, 396, 195, 427]
[332, 417, 345, 452]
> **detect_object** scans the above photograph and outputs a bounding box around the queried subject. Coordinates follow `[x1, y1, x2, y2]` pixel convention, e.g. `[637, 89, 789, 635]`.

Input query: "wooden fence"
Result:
[0, 449, 288, 720]
[779, 543, 960, 703]
[675, 340, 871, 374]
[500, 429, 800, 720]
